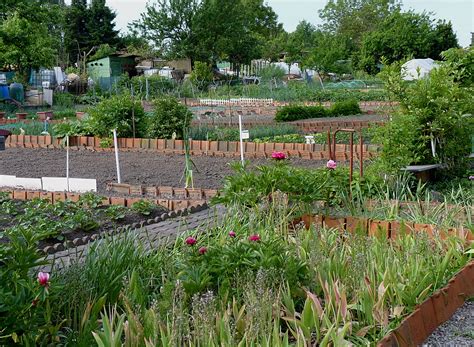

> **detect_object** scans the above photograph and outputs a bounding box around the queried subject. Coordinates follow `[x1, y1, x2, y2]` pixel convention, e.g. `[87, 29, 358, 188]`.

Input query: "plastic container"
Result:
[0, 85, 9, 100]
[9, 82, 24, 103]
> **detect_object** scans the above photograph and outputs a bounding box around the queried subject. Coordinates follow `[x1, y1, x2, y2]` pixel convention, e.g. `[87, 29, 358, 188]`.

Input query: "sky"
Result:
[87, 0, 473, 47]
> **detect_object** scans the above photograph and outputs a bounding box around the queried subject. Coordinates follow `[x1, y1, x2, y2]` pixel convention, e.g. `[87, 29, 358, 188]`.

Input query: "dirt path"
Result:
[0, 148, 324, 192]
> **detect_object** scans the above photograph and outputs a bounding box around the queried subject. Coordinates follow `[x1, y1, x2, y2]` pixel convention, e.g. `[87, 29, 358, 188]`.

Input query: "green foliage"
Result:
[357, 11, 458, 73]
[147, 96, 192, 139]
[88, 43, 116, 62]
[275, 99, 361, 122]
[189, 61, 214, 90]
[376, 61, 474, 175]
[87, 94, 146, 138]
[133, 0, 282, 65]
[329, 99, 361, 116]
[0, 12, 56, 83]
[275, 104, 328, 122]
[52, 120, 90, 138]
[131, 200, 154, 216]
[259, 65, 286, 82]
[53, 92, 75, 108]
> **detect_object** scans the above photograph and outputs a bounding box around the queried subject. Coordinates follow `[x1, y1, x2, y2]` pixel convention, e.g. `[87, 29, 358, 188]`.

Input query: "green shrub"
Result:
[275, 105, 328, 122]
[147, 96, 193, 139]
[329, 99, 362, 116]
[86, 94, 146, 138]
[190, 61, 213, 90]
[53, 92, 75, 108]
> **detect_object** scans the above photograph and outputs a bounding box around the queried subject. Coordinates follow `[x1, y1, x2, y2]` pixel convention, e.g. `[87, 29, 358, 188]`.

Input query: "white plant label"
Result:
[241, 130, 250, 140]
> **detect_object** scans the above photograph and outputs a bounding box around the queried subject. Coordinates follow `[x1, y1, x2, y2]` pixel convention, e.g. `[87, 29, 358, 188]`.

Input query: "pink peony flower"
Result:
[229, 231, 236, 238]
[199, 246, 207, 255]
[248, 234, 261, 242]
[185, 236, 197, 246]
[326, 160, 337, 170]
[37, 272, 50, 287]
[271, 151, 286, 160]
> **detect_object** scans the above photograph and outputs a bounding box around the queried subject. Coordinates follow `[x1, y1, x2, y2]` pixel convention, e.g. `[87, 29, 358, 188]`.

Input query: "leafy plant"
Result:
[86, 93, 147, 138]
[147, 96, 192, 139]
[131, 200, 154, 216]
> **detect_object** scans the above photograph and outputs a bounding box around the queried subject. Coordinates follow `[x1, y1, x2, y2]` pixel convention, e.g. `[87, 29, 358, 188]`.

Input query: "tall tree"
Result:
[357, 11, 458, 73]
[0, 12, 56, 82]
[64, 0, 90, 65]
[87, 0, 119, 48]
[132, 0, 282, 65]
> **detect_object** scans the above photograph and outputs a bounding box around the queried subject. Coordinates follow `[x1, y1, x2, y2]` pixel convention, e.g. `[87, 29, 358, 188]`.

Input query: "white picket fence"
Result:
[199, 98, 274, 106]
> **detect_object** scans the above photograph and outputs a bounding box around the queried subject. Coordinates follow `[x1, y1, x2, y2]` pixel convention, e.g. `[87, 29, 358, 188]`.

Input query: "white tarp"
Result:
[402, 58, 437, 81]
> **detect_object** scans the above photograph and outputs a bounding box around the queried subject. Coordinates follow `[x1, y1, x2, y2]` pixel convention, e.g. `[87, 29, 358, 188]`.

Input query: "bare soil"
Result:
[0, 148, 324, 192]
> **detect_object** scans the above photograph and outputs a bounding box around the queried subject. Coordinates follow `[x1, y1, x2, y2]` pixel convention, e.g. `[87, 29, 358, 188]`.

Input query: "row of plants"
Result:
[52, 94, 192, 140]
[0, 192, 166, 248]
[214, 159, 473, 231]
[1, 188, 472, 345]
[275, 99, 362, 122]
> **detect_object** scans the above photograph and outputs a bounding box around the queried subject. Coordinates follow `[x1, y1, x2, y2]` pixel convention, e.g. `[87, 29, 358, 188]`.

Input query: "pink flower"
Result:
[229, 231, 236, 238]
[326, 160, 337, 170]
[199, 246, 207, 255]
[469, 176, 474, 180]
[37, 272, 50, 287]
[248, 234, 261, 242]
[185, 237, 197, 246]
[271, 151, 286, 160]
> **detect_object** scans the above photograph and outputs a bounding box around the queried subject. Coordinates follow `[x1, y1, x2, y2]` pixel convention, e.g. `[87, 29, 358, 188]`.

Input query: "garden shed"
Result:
[87, 53, 138, 90]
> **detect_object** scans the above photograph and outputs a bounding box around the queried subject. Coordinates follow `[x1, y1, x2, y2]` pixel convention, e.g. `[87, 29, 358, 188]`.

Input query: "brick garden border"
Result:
[106, 183, 218, 200]
[296, 214, 473, 241]
[5, 135, 378, 160]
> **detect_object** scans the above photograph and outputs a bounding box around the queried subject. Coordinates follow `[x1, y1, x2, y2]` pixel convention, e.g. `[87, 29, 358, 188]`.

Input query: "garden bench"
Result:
[403, 164, 442, 182]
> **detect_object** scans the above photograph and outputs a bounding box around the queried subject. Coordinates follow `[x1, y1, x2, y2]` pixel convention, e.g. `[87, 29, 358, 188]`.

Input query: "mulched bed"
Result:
[0, 148, 323, 193]
[0, 196, 168, 249]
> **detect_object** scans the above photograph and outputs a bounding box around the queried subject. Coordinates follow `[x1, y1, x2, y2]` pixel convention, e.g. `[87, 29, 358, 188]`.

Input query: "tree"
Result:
[305, 31, 353, 74]
[132, 0, 282, 66]
[319, 0, 401, 47]
[0, 12, 56, 82]
[284, 20, 317, 69]
[87, 0, 119, 48]
[64, 0, 90, 64]
[357, 11, 458, 73]
[132, 0, 200, 60]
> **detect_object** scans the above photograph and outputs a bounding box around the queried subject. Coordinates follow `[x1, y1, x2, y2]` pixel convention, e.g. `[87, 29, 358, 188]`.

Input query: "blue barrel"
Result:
[9, 83, 24, 103]
[0, 85, 9, 100]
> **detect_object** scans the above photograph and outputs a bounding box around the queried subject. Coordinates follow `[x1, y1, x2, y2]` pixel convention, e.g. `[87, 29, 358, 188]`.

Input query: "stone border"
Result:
[377, 260, 474, 346]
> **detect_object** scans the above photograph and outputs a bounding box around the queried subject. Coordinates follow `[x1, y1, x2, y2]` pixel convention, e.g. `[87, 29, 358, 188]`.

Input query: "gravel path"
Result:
[0, 148, 324, 192]
[423, 302, 474, 346]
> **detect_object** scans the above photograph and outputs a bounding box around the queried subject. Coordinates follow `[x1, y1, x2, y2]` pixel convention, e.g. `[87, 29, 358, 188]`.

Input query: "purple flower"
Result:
[198, 247, 207, 255]
[469, 175, 474, 180]
[185, 237, 197, 246]
[326, 160, 337, 170]
[229, 231, 236, 238]
[271, 151, 286, 160]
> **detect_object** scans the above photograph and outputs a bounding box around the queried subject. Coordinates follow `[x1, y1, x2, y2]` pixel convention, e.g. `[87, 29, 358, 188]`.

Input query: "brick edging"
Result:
[296, 214, 473, 241]
[5, 135, 378, 160]
[378, 260, 474, 346]
[106, 183, 218, 200]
